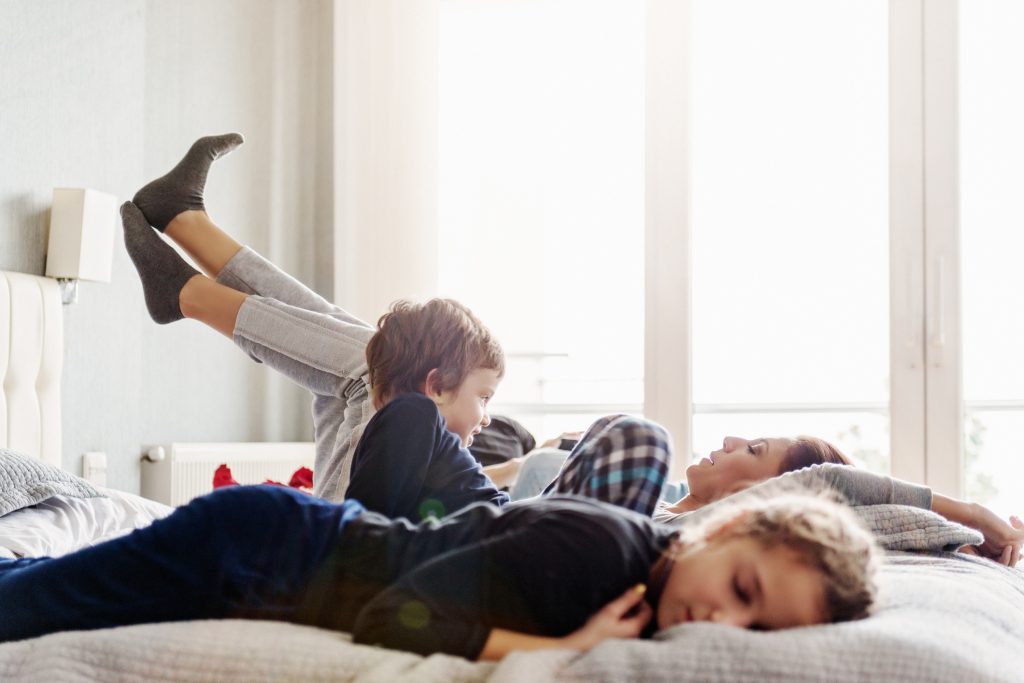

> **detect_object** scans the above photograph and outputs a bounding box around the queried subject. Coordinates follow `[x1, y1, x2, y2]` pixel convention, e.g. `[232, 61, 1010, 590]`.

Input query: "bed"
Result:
[1, 268, 1023, 682]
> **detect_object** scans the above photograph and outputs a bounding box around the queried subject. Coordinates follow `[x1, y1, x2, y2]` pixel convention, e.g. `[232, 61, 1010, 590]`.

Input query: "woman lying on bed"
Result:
[0, 484, 877, 659]
[656, 435, 1024, 566]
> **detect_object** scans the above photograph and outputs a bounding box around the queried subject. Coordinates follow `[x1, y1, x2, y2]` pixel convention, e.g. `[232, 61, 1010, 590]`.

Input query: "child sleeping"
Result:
[0, 484, 876, 660]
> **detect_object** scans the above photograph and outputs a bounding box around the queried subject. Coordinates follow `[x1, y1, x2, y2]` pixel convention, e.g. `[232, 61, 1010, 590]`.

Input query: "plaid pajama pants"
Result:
[541, 414, 672, 517]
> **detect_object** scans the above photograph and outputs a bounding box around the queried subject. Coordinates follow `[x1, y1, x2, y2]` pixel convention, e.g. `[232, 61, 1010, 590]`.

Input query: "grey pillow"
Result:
[0, 447, 103, 516]
[854, 503, 982, 552]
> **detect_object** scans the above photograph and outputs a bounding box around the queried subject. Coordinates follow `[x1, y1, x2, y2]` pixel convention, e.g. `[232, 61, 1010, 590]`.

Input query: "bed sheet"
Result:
[0, 464, 1020, 682]
[0, 488, 172, 559]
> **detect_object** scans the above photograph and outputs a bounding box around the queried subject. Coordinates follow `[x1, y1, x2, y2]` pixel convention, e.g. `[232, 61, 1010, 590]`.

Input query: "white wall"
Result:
[0, 0, 332, 491]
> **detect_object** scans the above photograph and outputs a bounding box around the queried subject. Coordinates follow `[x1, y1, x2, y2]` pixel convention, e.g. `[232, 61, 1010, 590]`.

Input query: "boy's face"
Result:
[434, 367, 501, 448]
[657, 535, 825, 632]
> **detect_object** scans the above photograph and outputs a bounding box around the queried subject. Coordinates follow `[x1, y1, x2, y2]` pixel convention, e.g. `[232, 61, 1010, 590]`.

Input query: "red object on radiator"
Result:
[212, 464, 240, 489]
[288, 466, 314, 489]
[212, 463, 313, 493]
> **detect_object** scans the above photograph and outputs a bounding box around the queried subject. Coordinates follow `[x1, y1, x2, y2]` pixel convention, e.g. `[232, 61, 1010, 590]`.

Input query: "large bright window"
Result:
[394, 0, 1024, 505]
[690, 0, 890, 469]
[438, 0, 645, 439]
[960, 0, 1024, 517]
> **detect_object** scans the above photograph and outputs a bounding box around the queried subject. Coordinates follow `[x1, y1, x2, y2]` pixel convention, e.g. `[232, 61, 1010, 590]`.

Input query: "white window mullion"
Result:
[889, 0, 928, 483]
[644, 0, 692, 481]
[921, 0, 963, 497]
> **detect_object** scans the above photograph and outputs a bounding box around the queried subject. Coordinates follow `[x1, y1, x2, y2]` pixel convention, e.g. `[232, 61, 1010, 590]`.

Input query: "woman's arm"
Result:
[785, 463, 933, 508]
[674, 464, 1021, 566]
[673, 464, 932, 523]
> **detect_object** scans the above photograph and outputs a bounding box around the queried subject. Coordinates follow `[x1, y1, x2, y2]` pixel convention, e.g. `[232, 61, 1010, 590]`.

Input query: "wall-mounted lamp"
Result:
[45, 188, 115, 304]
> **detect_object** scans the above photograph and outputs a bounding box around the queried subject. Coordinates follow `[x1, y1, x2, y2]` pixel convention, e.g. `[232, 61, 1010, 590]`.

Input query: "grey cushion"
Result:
[0, 448, 103, 516]
[855, 503, 982, 552]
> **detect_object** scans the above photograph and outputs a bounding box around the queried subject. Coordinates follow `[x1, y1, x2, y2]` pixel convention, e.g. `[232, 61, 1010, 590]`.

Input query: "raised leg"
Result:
[121, 201, 202, 324]
[133, 132, 244, 232]
[123, 198, 374, 386]
[164, 210, 244, 279]
[136, 133, 367, 322]
[178, 275, 246, 337]
[127, 134, 380, 502]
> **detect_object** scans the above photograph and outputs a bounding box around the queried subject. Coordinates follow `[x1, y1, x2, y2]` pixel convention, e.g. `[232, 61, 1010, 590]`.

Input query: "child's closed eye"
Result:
[733, 576, 751, 604]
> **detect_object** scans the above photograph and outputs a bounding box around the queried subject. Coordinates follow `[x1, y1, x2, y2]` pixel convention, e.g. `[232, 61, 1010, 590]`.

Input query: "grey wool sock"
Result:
[132, 132, 244, 231]
[121, 201, 200, 324]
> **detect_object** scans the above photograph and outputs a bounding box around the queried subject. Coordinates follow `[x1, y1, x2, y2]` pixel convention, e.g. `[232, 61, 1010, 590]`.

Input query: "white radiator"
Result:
[140, 442, 315, 506]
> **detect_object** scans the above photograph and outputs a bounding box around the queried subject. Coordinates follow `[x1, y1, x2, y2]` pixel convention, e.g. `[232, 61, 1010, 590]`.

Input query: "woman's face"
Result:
[656, 535, 826, 631]
[685, 436, 795, 503]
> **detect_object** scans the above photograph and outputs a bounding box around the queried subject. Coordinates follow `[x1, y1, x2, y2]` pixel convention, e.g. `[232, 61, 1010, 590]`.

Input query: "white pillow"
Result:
[0, 487, 172, 558]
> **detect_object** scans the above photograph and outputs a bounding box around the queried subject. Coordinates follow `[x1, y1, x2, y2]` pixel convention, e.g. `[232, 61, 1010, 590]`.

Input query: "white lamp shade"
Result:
[45, 188, 116, 283]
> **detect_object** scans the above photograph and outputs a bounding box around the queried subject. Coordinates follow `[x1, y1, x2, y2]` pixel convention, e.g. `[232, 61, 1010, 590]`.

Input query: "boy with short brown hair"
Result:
[366, 298, 505, 414]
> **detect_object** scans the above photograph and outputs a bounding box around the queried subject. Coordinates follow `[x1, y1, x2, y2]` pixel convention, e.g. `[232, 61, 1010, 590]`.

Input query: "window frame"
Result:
[646, 0, 966, 495]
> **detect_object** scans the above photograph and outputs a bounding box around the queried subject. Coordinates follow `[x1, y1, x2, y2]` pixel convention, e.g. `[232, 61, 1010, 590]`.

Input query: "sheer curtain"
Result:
[436, 0, 645, 439]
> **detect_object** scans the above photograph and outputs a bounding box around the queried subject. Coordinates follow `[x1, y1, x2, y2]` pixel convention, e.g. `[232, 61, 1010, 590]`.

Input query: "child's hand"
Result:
[564, 585, 652, 652]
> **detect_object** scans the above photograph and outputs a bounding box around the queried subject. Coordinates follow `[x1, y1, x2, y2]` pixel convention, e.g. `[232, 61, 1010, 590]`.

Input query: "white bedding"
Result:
[0, 475, 1021, 681]
[0, 620, 500, 683]
[0, 488, 172, 559]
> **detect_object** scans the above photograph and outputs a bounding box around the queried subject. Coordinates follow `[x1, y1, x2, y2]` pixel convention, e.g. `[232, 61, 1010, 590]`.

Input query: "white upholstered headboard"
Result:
[0, 271, 63, 467]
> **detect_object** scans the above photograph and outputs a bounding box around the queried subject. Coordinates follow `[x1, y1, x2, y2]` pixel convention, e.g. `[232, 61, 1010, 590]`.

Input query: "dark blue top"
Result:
[345, 393, 509, 521]
[294, 495, 675, 659]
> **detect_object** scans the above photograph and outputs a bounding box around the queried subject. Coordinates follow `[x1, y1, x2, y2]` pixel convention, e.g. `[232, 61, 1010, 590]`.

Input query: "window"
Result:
[346, 0, 1024, 503]
[689, 0, 890, 468]
[959, 0, 1024, 517]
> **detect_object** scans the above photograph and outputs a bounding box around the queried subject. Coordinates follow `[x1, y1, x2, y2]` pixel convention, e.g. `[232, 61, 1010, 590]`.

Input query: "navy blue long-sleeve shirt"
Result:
[345, 393, 509, 521]
[294, 494, 676, 658]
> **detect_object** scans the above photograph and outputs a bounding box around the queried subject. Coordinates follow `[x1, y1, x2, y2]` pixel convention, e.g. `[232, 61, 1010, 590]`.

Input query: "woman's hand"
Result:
[973, 513, 1024, 567]
[564, 585, 652, 652]
[934, 494, 1023, 567]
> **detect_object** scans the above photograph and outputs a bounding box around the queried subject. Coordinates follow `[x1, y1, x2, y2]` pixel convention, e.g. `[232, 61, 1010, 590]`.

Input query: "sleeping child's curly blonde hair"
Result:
[682, 492, 880, 623]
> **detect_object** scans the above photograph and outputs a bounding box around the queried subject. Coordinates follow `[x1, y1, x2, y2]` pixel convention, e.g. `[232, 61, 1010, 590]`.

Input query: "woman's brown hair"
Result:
[778, 436, 853, 475]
